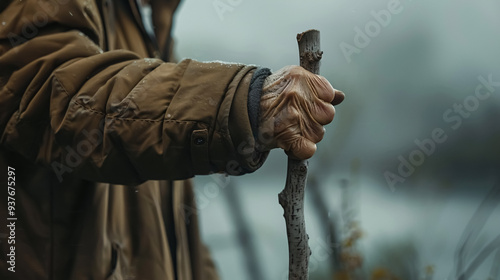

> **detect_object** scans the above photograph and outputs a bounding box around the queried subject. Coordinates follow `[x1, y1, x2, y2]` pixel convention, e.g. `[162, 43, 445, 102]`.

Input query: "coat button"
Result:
[194, 137, 206, 145]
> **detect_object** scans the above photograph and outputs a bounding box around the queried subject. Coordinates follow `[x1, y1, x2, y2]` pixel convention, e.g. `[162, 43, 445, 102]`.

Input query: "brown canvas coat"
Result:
[0, 0, 267, 279]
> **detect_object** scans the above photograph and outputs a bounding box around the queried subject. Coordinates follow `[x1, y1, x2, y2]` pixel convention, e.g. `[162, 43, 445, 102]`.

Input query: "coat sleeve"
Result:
[0, 0, 268, 184]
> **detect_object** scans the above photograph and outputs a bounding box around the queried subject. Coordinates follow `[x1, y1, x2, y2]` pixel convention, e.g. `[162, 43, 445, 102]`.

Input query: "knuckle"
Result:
[323, 104, 336, 123]
[283, 88, 298, 99]
[287, 107, 301, 121]
[308, 125, 324, 143]
[291, 138, 316, 160]
[313, 103, 335, 125]
[317, 127, 325, 141]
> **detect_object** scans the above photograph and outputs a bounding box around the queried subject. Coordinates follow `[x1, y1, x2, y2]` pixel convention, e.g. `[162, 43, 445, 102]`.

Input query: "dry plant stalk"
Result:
[279, 29, 322, 280]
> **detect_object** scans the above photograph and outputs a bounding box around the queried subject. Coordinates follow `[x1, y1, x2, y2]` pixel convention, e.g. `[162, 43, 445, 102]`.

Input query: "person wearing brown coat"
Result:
[0, 0, 344, 279]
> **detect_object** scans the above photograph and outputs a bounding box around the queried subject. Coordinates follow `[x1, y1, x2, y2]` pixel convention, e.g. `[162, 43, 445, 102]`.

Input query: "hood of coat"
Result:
[128, 0, 182, 59]
[0, 0, 181, 60]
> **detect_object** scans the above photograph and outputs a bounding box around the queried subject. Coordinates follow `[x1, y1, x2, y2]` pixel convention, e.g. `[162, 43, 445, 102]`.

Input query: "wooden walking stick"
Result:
[279, 29, 322, 280]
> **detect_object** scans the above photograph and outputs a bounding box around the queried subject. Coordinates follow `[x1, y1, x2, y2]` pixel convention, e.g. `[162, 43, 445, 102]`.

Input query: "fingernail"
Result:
[331, 90, 345, 105]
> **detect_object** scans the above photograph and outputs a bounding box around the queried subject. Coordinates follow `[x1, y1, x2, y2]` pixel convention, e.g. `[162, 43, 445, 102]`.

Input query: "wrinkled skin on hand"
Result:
[257, 65, 345, 160]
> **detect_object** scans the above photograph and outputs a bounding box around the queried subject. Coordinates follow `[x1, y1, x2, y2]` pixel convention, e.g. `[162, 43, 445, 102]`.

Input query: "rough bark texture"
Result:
[297, 30, 323, 74]
[279, 29, 322, 280]
[279, 158, 311, 280]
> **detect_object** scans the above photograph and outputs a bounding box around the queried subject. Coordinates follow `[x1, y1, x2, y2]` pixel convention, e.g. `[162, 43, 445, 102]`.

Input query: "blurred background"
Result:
[172, 0, 500, 279]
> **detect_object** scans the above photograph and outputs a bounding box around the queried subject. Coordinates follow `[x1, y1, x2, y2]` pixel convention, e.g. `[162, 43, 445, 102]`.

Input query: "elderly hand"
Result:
[257, 65, 344, 160]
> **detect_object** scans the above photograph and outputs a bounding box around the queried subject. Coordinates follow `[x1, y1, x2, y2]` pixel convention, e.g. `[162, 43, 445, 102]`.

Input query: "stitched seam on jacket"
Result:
[72, 102, 200, 124]
[54, 63, 205, 125]
[53, 77, 200, 124]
